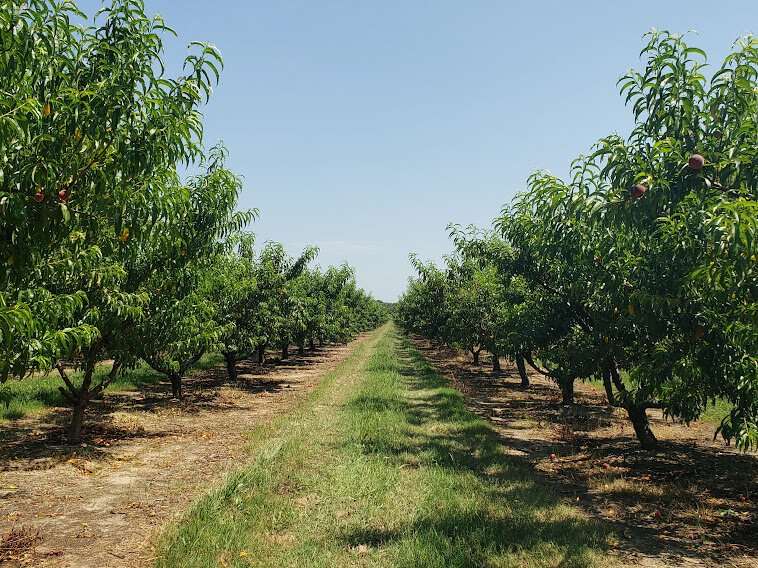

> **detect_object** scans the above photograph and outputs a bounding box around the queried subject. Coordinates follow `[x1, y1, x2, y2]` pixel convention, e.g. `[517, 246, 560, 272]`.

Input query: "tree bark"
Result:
[298, 342, 305, 355]
[309, 338, 315, 351]
[471, 349, 480, 366]
[224, 352, 238, 382]
[516, 354, 529, 387]
[66, 353, 97, 443]
[281, 344, 289, 360]
[607, 361, 658, 449]
[626, 405, 658, 450]
[68, 400, 86, 443]
[609, 363, 624, 392]
[524, 352, 550, 376]
[492, 353, 501, 373]
[257, 344, 266, 364]
[601, 368, 616, 406]
[169, 373, 182, 399]
[108, 360, 122, 383]
[559, 376, 575, 405]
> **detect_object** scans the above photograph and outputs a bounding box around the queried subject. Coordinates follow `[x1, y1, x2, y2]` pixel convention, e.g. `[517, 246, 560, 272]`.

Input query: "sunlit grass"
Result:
[156, 325, 613, 567]
[583, 378, 731, 427]
[699, 398, 732, 426]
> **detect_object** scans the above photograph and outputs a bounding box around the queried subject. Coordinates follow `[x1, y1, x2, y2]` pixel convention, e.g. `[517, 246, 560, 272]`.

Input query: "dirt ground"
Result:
[0, 339, 367, 568]
[411, 338, 757, 568]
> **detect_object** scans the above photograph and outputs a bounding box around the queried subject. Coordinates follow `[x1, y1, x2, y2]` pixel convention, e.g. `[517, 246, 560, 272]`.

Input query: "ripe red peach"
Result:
[688, 154, 705, 171]
[630, 184, 647, 198]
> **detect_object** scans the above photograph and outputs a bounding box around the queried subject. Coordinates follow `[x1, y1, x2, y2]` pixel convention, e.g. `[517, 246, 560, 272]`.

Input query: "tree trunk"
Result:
[309, 338, 315, 351]
[298, 342, 305, 355]
[281, 344, 289, 360]
[471, 349, 480, 366]
[601, 368, 616, 406]
[626, 404, 658, 450]
[169, 373, 182, 399]
[108, 360, 122, 383]
[224, 352, 238, 382]
[606, 361, 658, 449]
[516, 354, 529, 387]
[559, 376, 575, 405]
[257, 344, 266, 364]
[68, 400, 86, 444]
[66, 355, 96, 444]
[492, 353, 501, 373]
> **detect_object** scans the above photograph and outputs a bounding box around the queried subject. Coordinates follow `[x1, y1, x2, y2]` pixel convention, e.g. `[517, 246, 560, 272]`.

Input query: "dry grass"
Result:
[0, 526, 41, 565]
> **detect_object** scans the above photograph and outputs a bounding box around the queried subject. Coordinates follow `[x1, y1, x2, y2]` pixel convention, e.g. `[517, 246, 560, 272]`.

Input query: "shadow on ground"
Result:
[403, 336, 757, 566]
[0, 346, 342, 471]
[340, 339, 614, 567]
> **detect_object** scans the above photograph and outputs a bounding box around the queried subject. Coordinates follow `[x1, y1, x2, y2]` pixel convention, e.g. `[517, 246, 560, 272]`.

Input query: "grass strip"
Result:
[156, 324, 613, 567]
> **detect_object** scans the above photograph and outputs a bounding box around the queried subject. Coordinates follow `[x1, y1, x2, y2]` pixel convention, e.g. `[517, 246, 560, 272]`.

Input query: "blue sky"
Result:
[83, 1, 756, 300]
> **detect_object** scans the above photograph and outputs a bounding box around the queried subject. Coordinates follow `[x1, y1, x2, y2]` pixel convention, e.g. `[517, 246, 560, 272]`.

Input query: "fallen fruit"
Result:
[629, 184, 647, 198]
[653, 510, 662, 519]
[688, 154, 705, 171]
[602, 462, 611, 470]
[549, 453, 557, 461]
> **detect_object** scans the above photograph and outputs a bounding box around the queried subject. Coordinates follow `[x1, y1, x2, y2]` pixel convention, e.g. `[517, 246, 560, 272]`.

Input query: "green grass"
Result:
[699, 397, 732, 426]
[0, 353, 223, 422]
[156, 324, 613, 568]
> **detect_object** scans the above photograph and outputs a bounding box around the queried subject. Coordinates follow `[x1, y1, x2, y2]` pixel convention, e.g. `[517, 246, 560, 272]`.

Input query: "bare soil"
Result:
[411, 338, 757, 568]
[0, 339, 367, 568]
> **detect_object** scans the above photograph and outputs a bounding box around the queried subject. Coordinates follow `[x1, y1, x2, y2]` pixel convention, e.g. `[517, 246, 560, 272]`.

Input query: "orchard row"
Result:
[0, 1, 386, 441]
[397, 31, 757, 450]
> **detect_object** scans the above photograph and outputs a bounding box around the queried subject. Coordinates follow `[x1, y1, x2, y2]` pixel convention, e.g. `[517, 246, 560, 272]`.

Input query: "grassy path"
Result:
[156, 324, 612, 567]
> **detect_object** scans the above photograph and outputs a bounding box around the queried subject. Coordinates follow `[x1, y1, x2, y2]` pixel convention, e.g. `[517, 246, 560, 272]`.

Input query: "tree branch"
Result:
[524, 352, 551, 376]
[56, 363, 78, 397]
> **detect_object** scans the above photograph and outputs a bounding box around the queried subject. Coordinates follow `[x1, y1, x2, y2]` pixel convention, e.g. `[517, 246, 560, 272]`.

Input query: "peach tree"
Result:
[206, 240, 318, 381]
[497, 31, 757, 449]
[586, 31, 757, 449]
[1, 0, 230, 440]
[125, 146, 253, 399]
[397, 256, 451, 344]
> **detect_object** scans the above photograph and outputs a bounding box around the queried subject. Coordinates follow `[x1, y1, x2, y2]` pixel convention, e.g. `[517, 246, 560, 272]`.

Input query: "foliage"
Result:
[399, 32, 757, 450]
[205, 238, 387, 380]
[0, 0, 385, 441]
